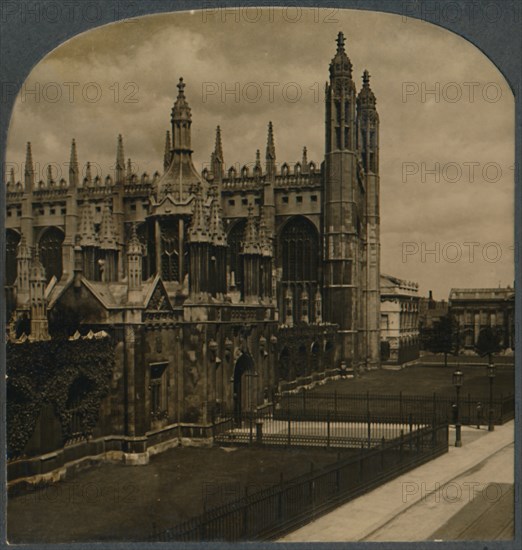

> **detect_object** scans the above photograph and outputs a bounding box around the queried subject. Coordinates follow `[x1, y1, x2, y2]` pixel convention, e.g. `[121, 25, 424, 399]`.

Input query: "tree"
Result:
[423, 315, 460, 367]
[475, 326, 501, 364]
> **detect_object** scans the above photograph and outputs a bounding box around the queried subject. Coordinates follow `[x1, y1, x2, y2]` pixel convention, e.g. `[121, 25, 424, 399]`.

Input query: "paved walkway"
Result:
[280, 421, 514, 542]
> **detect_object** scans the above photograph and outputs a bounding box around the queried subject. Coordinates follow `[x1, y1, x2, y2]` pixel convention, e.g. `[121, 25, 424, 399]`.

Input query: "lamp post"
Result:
[487, 362, 496, 432]
[452, 369, 463, 447]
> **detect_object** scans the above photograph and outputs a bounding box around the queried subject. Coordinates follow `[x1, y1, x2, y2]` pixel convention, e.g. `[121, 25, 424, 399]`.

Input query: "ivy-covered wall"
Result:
[6, 337, 115, 459]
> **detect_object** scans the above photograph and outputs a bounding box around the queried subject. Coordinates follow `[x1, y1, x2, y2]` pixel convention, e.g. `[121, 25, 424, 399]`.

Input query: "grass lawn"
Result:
[309, 364, 515, 398]
[8, 445, 354, 543]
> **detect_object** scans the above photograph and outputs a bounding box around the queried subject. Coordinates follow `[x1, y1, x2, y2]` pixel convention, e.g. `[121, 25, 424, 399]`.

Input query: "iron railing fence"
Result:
[274, 391, 515, 426]
[213, 409, 434, 450]
[149, 421, 449, 542]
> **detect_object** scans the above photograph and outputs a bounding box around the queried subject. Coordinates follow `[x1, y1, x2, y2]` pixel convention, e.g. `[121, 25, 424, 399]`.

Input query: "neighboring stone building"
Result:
[380, 274, 420, 365]
[448, 287, 515, 351]
[4, 33, 381, 453]
[418, 291, 449, 331]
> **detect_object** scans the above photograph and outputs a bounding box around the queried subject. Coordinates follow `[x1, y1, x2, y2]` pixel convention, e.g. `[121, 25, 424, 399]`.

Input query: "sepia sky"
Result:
[5, 8, 514, 300]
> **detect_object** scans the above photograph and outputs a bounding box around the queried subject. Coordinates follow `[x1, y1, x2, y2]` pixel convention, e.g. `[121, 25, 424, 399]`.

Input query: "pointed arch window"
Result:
[39, 227, 64, 282]
[160, 219, 180, 281]
[280, 217, 319, 283]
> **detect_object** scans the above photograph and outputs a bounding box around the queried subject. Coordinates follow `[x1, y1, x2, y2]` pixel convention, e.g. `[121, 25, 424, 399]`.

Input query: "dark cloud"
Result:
[6, 9, 514, 299]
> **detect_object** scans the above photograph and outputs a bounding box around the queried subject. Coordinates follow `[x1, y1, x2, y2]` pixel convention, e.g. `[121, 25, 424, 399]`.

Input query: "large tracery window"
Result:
[280, 216, 319, 283]
[39, 227, 64, 282]
[6, 230, 21, 286]
[227, 220, 246, 291]
[160, 219, 180, 281]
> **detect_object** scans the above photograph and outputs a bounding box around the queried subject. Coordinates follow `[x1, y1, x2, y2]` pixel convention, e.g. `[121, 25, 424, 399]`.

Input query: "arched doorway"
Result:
[233, 352, 254, 422]
[39, 227, 65, 282]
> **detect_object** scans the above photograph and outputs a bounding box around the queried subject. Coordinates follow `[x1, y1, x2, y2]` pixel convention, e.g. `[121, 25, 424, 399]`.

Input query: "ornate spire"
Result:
[301, 146, 309, 174]
[164, 130, 172, 172]
[214, 125, 223, 163]
[84, 161, 93, 187]
[155, 77, 201, 201]
[78, 202, 98, 247]
[69, 138, 79, 188]
[336, 31, 345, 52]
[357, 69, 377, 108]
[24, 141, 34, 191]
[258, 208, 272, 257]
[254, 149, 262, 176]
[127, 222, 142, 256]
[126, 158, 133, 181]
[99, 201, 118, 250]
[115, 134, 125, 183]
[211, 125, 224, 183]
[46, 165, 54, 187]
[17, 233, 30, 259]
[266, 121, 275, 161]
[242, 206, 261, 255]
[188, 182, 210, 243]
[329, 31, 352, 79]
[30, 245, 46, 282]
[209, 186, 226, 246]
[171, 77, 192, 123]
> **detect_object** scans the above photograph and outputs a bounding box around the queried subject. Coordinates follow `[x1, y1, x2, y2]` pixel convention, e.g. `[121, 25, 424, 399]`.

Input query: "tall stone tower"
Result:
[323, 32, 380, 370]
[357, 70, 381, 369]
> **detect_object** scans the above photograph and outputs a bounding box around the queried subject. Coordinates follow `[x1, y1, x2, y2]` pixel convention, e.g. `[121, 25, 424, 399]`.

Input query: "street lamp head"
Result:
[452, 369, 463, 388]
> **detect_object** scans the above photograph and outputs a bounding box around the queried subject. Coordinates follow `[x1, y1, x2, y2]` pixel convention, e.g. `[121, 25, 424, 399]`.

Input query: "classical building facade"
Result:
[448, 287, 515, 351]
[380, 274, 420, 365]
[5, 33, 381, 449]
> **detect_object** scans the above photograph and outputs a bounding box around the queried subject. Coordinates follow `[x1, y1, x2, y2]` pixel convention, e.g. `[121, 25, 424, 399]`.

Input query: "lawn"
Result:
[8, 445, 354, 543]
[310, 364, 515, 398]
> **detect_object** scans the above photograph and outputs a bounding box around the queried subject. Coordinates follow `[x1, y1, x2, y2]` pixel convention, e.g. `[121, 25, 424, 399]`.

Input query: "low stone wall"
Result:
[7, 421, 222, 493]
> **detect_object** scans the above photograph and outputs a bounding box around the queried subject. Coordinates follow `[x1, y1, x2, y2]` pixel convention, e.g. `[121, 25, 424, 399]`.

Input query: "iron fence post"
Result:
[327, 412, 331, 449]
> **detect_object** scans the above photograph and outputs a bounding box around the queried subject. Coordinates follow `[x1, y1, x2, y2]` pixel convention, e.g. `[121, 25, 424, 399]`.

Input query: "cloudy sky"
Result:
[6, 8, 514, 299]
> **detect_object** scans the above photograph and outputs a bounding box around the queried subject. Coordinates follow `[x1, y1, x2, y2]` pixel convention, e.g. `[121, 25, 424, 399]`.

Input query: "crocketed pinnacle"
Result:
[188, 182, 210, 243]
[258, 209, 272, 257]
[79, 202, 98, 247]
[329, 31, 352, 78]
[357, 69, 377, 108]
[127, 222, 142, 255]
[29, 245, 46, 282]
[266, 121, 276, 161]
[242, 206, 261, 255]
[99, 201, 119, 250]
[25, 141, 34, 190]
[171, 77, 192, 122]
[214, 125, 223, 163]
[208, 185, 226, 247]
